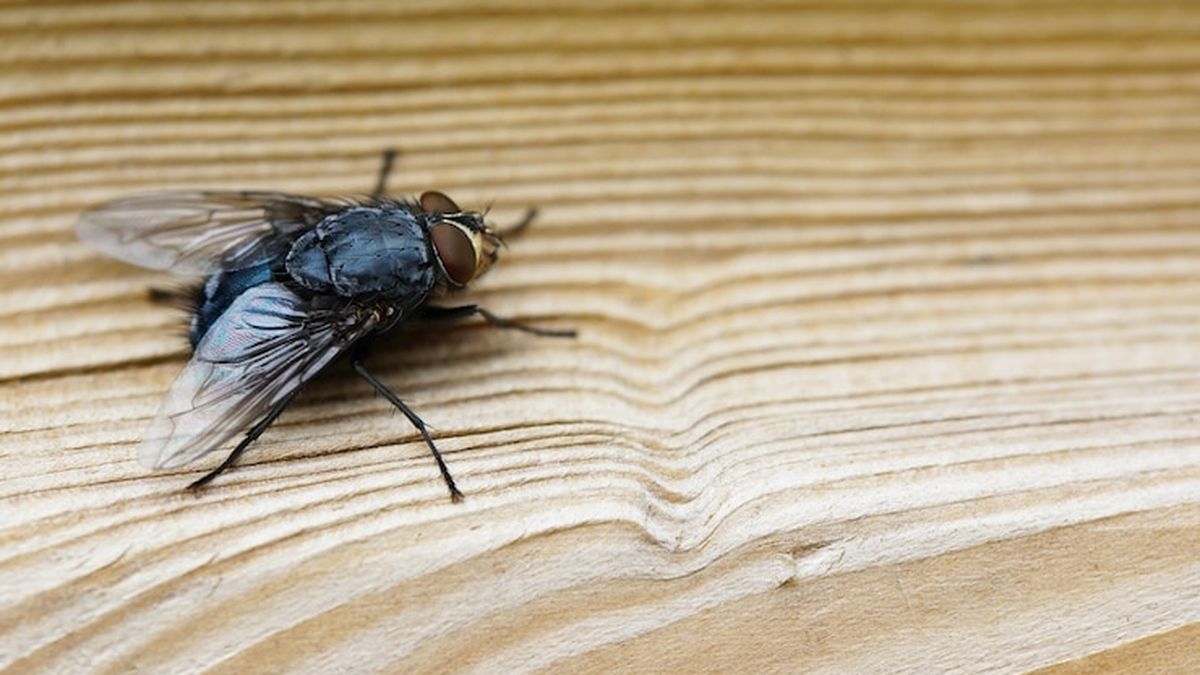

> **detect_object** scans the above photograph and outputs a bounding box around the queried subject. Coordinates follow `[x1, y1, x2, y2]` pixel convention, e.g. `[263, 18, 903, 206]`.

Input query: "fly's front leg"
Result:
[500, 208, 538, 239]
[420, 304, 577, 338]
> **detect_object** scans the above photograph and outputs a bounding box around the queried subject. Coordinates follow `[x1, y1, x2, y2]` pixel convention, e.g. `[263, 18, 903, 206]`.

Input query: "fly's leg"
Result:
[474, 307, 576, 338]
[500, 208, 538, 239]
[372, 147, 398, 198]
[148, 287, 178, 303]
[352, 344, 463, 502]
[187, 389, 300, 491]
[420, 304, 577, 338]
[147, 286, 196, 306]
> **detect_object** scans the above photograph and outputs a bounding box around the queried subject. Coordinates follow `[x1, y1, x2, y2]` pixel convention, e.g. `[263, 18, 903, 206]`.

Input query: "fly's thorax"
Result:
[284, 206, 436, 306]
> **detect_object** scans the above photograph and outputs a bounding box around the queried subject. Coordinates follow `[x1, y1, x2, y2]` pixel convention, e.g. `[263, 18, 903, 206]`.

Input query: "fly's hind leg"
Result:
[148, 287, 179, 303]
[147, 286, 195, 306]
[352, 342, 463, 502]
[187, 389, 300, 491]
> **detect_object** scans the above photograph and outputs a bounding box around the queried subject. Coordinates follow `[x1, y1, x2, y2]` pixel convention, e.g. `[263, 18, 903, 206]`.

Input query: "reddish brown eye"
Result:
[420, 190, 460, 215]
[431, 222, 476, 285]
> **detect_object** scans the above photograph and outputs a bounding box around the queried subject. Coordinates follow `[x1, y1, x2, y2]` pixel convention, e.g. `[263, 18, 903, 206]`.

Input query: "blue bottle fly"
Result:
[77, 150, 575, 501]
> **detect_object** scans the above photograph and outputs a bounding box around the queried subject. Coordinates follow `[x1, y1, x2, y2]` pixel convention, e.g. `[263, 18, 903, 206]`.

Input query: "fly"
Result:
[77, 149, 575, 501]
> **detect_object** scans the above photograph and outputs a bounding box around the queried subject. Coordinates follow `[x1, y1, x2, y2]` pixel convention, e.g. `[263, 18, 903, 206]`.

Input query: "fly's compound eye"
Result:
[420, 190, 461, 215]
[431, 221, 478, 286]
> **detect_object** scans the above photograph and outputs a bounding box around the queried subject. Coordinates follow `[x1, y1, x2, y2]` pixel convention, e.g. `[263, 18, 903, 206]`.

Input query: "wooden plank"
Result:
[1, 1, 1198, 672]
[1036, 622, 1200, 675]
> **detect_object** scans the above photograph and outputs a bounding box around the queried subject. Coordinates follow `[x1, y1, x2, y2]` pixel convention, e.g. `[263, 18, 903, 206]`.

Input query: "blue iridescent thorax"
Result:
[189, 205, 438, 348]
[285, 206, 436, 303]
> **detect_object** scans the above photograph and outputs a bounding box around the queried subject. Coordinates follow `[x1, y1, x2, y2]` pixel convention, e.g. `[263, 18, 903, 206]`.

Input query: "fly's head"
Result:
[419, 190, 505, 289]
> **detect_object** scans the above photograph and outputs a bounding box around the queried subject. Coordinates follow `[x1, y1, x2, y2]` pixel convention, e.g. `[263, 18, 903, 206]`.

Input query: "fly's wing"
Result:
[77, 191, 340, 275]
[139, 282, 380, 470]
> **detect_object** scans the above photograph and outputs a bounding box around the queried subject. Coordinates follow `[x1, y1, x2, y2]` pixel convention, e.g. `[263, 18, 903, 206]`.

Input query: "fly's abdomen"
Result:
[189, 262, 274, 347]
[285, 206, 436, 305]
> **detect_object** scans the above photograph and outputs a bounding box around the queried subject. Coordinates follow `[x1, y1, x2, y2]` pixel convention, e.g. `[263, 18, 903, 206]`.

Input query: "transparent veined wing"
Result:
[77, 191, 340, 275]
[139, 282, 380, 470]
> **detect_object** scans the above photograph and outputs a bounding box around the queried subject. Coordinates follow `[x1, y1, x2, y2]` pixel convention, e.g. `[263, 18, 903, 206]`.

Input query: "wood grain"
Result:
[1, 1, 1199, 673]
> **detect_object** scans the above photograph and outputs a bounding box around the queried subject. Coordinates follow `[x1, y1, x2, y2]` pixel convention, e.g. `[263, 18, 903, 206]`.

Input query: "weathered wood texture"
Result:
[2, 1, 1199, 673]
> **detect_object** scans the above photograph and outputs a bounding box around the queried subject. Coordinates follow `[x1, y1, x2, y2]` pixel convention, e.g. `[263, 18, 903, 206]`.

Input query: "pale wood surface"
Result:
[2, 1, 1199, 673]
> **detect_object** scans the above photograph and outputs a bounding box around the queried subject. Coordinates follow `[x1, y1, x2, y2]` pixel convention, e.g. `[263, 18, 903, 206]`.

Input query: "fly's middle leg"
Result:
[352, 342, 463, 502]
[372, 147, 398, 198]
